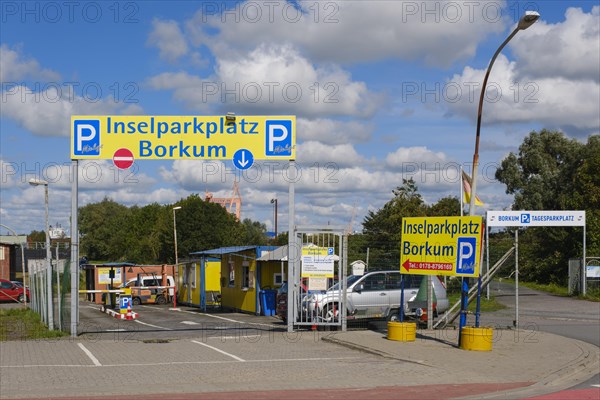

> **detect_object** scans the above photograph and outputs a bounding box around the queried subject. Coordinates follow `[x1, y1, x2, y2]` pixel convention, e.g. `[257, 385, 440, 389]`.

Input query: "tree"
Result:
[495, 129, 584, 210]
[78, 194, 263, 264]
[240, 218, 268, 245]
[27, 230, 46, 244]
[79, 198, 131, 261]
[495, 130, 599, 284]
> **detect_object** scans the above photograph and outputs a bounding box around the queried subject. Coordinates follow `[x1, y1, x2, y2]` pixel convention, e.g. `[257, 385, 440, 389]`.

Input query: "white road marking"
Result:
[0, 357, 360, 368]
[191, 340, 245, 362]
[134, 320, 173, 330]
[77, 343, 102, 367]
[181, 321, 199, 325]
[104, 329, 127, 332]
[175, 309, 277, 328]
[591, 384, 600, 388]
[208, 334, 262, 340]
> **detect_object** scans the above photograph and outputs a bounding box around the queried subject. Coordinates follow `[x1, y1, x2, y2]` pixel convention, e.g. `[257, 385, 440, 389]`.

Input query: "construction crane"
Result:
[205, 181, 242, 220]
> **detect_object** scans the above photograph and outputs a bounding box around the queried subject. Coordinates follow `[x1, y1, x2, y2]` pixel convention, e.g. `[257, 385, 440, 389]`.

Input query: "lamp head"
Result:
[173, 206, 182, 211]
[28, 178, 49, 186]
[518, 11, 540, 30]
[225, 112, 236, 126]
[271, 198, 276, 204]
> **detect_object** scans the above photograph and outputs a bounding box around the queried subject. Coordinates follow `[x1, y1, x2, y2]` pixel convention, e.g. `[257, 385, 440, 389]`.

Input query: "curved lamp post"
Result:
[468, 11, 540, 216]
[465, 11, 540, 334]
[29, 178, 53, 330]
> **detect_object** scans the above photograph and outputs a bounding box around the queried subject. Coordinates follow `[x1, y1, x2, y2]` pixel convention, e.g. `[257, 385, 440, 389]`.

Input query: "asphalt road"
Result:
[78, 301, 288, 341]
[484, 281, 600, 391]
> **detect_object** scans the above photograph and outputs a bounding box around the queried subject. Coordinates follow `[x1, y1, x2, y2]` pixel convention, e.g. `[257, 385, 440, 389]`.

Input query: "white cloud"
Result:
[510, 6, 600, 83]
[159, 160, 234, 192]
[385, 146, 448, 170]
[0, 44, 60, 82]
[446, 54, 600, 133]
[296, 141, 367, 167]
[297, 118, 372, 145]
[1, 85, 143, 137]
[191, 0, 508, 67]
[147, 19, 189, 62]
[148, 44, 384, 118]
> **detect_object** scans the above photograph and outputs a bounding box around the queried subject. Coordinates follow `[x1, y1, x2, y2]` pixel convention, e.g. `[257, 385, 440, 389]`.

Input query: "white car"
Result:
[303, 270, 449, 322]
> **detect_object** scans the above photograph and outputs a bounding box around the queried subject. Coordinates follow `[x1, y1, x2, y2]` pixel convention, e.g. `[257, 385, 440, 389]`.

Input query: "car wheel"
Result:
[156, 295, 167, 305]
[132, 297, 141, 306]
[321, 303, 340, 322]
[17, 294, 25, 303]
[387, 309, 401, 322]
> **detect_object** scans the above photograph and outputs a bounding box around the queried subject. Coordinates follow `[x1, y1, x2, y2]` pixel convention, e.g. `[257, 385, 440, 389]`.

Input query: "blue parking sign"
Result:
[120, 295, 132, 313]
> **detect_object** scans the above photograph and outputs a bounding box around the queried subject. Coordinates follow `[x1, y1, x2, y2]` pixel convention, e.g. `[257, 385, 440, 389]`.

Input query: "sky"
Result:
[1, 0, 599, 239]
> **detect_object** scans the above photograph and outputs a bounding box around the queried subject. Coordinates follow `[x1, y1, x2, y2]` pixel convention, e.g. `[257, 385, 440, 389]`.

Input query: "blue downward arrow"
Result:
[233, 149, 254, 170]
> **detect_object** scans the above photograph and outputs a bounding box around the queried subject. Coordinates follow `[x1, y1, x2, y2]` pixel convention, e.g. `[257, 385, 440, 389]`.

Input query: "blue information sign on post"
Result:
[120, 295, 132, 314]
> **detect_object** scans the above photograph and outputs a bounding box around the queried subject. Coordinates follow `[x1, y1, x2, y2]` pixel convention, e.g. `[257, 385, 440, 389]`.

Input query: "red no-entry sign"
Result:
[113, 148, 134, 169]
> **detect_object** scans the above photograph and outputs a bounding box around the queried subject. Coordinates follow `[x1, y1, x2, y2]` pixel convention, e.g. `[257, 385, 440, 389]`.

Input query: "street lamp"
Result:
[468, 11, 540, 216]
[465, 11, 540, 334]
[173, 206, 182, 267]
[29, 178, 53, 331]
[270, 198, 278, 238]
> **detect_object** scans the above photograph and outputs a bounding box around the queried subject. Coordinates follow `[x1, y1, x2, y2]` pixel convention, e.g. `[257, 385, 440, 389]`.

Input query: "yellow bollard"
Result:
[387, 321, 417, 342]
[460, 326, 493, 351]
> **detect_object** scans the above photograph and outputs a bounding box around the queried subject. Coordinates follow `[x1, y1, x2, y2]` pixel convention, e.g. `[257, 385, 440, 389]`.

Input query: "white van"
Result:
[120, 275, 175, 305]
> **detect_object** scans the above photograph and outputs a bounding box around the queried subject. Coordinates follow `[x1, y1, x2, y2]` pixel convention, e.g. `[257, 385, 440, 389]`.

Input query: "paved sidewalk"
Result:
[1, 323, 598, 399]
[324, 327, 600, 399]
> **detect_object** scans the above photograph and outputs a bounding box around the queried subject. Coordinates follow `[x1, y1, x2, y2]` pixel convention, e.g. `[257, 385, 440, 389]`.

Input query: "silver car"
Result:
[303, 270, 449, 322]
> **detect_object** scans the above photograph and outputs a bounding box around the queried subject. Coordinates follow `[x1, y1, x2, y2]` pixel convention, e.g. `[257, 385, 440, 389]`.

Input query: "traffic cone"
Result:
[414, 277, 437, 322]
[126, 304, 133, 320]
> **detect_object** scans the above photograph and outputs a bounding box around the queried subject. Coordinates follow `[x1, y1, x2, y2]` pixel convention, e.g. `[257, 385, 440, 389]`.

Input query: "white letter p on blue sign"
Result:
[265, 120, 292, 157]
[456, 237, 476, 275]
[74, 120, 100, 156]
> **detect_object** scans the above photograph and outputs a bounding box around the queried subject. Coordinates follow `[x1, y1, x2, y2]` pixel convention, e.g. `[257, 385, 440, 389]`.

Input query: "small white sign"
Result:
[586, 266, 600, 278]
[301, 247, 335, 278]
[487, 211, 585, 227]
[308, 277, 328, 291]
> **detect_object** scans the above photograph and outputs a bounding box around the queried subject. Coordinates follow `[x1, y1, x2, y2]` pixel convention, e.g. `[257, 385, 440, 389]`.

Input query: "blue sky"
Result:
[1, 0, 599, 237]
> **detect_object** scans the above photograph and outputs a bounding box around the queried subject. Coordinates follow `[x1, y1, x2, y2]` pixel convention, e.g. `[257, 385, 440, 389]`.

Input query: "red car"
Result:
[0, 279, 30, 303]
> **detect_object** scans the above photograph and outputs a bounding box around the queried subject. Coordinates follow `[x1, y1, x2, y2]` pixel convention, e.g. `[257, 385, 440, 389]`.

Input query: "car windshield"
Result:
[328, 275, 362, 291]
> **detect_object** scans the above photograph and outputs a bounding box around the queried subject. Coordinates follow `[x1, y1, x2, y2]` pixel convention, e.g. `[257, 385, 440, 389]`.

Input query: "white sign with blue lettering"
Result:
[487, 211, 585, 227]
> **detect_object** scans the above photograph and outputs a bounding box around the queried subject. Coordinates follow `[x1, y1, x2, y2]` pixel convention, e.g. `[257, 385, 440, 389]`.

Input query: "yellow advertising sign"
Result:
[71, 115, 296, 164]
[400, 216, 483, 277]
[301, 246, 335, 278]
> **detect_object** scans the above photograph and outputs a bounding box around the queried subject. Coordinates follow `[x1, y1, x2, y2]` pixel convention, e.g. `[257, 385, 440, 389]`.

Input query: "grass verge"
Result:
[501, 280, 600, 302]
[447, 293, 507, 312]
[0, 307, 68, 341]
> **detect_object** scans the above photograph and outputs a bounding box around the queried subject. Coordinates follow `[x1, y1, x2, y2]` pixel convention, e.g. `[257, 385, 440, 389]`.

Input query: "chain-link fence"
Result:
[23, 243, 73, 333]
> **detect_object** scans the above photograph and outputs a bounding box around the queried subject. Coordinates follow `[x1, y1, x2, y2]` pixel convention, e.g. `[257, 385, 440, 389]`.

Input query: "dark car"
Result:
[0, 278, 30, 303]
[276, 279, 316, 323]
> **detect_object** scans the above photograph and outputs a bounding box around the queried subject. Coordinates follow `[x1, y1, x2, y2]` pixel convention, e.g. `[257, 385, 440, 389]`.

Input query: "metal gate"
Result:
[287, 226, 347, 332]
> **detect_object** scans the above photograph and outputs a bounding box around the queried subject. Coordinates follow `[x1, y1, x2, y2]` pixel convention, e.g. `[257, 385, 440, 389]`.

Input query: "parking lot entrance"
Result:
[288, 226, 347, 332]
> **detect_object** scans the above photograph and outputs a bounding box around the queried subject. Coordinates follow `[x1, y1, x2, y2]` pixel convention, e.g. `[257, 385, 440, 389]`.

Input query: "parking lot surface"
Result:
[1, 300, 598, 399]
